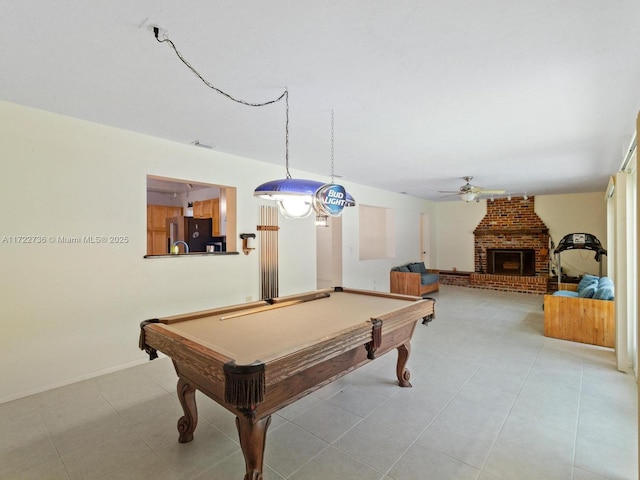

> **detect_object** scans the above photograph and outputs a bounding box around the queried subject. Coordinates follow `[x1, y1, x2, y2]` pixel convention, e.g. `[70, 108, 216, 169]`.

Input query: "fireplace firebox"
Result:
[487, 249, 535, 276]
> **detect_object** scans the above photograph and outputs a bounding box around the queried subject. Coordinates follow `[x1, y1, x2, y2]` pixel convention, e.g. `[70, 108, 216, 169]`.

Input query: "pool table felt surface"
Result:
[157, 291, 420, 365]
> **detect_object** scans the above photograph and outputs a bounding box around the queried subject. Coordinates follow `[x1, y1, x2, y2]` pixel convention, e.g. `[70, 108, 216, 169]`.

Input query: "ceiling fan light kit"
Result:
[460, 191, 477, 202]
[439, 176, 507, 202]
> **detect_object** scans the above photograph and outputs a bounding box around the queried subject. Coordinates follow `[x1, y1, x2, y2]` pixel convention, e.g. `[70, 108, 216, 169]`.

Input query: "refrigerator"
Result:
[167, 217, 213, 253]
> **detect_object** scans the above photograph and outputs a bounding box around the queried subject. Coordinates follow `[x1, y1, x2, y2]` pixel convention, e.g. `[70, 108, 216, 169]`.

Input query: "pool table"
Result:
[139, 287, 435, 480]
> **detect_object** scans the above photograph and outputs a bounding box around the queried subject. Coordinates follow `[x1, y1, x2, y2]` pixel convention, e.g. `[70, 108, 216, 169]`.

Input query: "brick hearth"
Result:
[469, 273, 548, 294]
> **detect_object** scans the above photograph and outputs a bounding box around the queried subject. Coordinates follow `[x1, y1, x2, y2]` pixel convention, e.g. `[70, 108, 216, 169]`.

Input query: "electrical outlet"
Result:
[245, 296, 252, 302]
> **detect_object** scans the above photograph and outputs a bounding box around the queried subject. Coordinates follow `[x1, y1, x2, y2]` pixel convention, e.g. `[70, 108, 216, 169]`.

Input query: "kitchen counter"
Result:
[144, 252, 239, 258]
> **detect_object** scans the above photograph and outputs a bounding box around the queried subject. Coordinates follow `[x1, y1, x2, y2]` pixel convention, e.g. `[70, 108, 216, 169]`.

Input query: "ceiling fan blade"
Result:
[438, 176, 507, 199]
[477, 189, 506, 194]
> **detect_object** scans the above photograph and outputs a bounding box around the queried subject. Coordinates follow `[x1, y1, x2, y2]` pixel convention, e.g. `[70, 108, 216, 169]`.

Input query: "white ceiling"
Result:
[2, 1, 639, 201]
[147, 176, 215, 195]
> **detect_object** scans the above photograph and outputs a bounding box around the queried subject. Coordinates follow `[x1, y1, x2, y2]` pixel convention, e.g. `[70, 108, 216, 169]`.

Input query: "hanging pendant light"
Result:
[254, 104, 355, 218]
[312, 109, 355, 217]
[151, 28, 353, 219]
[255, 178, 318, 219]
[255, 178, 355, 218]
[254, 90, 316, 218]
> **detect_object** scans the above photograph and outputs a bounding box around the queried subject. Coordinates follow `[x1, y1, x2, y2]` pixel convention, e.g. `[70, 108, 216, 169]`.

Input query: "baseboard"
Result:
[0, 357, 153, 405]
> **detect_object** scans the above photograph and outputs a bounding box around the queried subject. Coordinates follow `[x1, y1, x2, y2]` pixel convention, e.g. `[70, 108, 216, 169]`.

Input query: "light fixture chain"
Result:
[285, 91, 291, 178]
[330, 110, 335, 183]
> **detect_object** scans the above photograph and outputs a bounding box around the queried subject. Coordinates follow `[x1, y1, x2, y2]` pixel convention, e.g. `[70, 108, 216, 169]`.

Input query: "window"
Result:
[358, 205, 395, 260]
[146, 175, 237, 256]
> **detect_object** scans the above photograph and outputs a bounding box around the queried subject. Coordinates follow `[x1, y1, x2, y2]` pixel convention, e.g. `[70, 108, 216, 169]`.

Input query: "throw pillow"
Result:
[408, 262, 426, 273]
[593, 277, 615, 300]
[578, 283, 597, 298]
[577, 275, 599, 296]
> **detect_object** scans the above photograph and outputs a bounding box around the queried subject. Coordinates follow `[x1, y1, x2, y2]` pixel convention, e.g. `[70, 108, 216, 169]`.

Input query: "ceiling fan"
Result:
[439, 176, 506, 202]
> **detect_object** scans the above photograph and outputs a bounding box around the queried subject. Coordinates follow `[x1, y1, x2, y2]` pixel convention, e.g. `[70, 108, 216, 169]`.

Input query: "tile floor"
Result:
[1, 286, 637, 479]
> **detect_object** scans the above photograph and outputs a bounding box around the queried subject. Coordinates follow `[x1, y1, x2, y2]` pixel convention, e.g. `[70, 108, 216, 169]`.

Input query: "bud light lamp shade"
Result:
[254, 178, 355, 219]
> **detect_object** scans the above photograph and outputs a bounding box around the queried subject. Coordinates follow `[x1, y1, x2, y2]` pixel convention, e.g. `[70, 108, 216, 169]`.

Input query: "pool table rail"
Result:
[156, 299, 270, 324]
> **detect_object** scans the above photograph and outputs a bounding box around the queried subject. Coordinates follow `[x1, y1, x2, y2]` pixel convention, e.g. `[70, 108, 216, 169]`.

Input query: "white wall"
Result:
[0, 101, 434, 402]
[433, 193, 608, 275]
[536, 192, 608, 277]
[340, 184, 436, 292]
[0, 100, 608, 403]
[434, 200, 487, 271]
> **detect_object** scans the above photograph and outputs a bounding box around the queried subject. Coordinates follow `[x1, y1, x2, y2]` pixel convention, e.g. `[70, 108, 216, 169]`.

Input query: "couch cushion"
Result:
[553, 290, 580, 298]
[420, 273, 439, 285]
[593, 277, 615, 300]
[408, 262, 426, 273]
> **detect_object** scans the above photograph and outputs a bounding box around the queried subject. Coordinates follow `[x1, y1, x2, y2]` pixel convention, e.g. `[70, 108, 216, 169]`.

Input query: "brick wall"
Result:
[469, 273, 548, 294]
[439, 271, 471, 287]
[472, 196, 550, 294]
[474, 197, 548, 231]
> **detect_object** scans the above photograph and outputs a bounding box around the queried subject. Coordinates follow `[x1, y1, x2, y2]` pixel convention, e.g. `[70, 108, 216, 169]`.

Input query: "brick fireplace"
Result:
[471, 197, 550, 294]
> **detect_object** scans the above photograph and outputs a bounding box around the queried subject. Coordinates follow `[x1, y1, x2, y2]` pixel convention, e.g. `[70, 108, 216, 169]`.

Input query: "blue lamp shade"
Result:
[254, 178, 355, 219]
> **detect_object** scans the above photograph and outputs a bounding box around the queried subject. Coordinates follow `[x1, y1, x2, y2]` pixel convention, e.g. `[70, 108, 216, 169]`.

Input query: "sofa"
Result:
[390, 262, 439, 297]
[543, 275, 615, 348]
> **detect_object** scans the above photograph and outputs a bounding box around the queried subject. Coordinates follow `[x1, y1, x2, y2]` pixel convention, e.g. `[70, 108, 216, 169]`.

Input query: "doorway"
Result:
[420, 213, 431, 268]
[316, 216, 343, 289]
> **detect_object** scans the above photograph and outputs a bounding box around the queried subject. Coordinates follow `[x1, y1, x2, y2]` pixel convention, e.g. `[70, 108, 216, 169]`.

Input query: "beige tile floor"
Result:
[1, 286, 637, 479]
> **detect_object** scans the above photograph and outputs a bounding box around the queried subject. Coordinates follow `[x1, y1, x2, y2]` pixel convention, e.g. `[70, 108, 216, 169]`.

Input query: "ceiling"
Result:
[146, 177, 216, 196]
[3, 1, 639, 201]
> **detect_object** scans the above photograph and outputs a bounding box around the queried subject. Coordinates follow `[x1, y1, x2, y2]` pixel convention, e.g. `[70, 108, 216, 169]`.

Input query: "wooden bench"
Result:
[390, 268, 439, 297]
[543, 283, 615, 348]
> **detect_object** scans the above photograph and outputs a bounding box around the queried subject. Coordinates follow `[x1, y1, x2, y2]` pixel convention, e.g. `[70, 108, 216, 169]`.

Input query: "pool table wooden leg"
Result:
[396, 342, 412, 387]
[236, 413, 272, 480]
[176, 378, 198, 443]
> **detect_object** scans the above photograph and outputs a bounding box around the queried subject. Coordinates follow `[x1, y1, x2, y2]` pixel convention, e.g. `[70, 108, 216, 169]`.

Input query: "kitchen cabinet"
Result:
[193, 198, 220, 236]
[147, 205, 183, 255]
[192, 200, 207, 219]
[211, 198, 220, 236]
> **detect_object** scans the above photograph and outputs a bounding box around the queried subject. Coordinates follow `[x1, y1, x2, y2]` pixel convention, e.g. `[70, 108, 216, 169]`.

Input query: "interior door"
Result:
[316, 216, 343, 289]
[420, 213, 430, 268]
